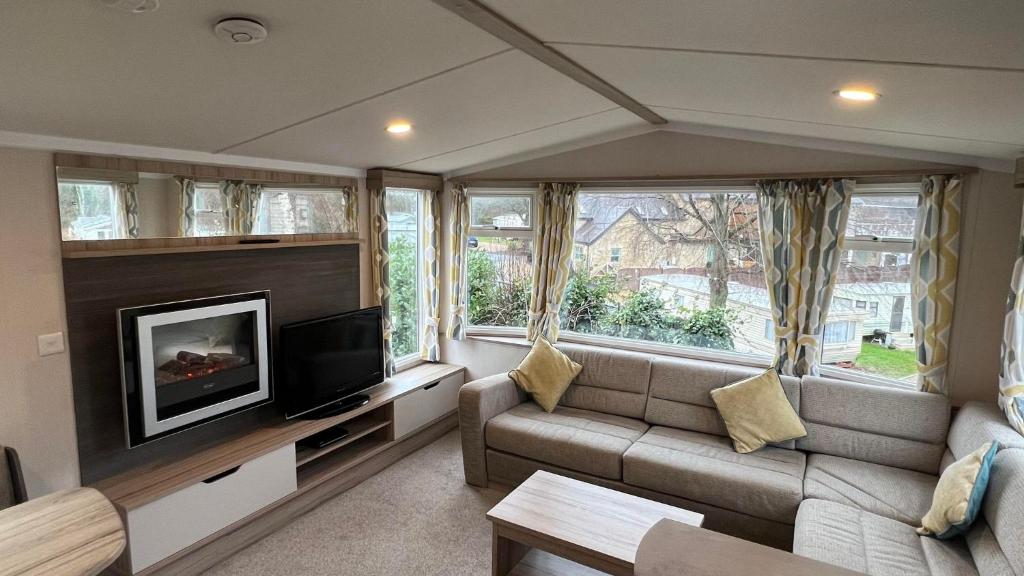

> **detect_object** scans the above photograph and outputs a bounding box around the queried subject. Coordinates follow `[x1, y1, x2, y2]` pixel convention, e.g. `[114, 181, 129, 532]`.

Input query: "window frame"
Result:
[192, 182, 228, 237]
[58, 179, 121, 240]
[256, 186, 351, 235]
[467, 189, 536, 238]
[385, 187, 426, 368]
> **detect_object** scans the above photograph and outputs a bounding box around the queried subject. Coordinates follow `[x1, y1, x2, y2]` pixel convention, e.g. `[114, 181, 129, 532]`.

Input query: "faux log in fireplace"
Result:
[119, 292, 272, 448]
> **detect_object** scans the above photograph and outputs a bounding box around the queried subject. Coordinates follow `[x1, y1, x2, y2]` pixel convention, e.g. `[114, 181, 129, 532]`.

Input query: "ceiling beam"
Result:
[431, 0, 667, 126]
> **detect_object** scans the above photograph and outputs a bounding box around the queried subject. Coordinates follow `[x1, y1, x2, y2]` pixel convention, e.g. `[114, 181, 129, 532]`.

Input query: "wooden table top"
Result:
[487, 471, 703, 567]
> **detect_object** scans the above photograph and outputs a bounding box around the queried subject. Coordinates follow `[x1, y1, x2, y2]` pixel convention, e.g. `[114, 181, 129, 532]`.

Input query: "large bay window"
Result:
[467, 191, 535, 330]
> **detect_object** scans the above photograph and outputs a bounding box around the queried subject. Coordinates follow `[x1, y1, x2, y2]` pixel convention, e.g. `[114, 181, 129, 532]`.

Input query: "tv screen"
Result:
[279, 307, 385, 419]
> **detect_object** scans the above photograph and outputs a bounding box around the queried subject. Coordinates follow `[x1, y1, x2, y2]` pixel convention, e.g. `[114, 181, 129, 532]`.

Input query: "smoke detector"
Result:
[214, 18, 268, 45]
[100, 0, 159, 13]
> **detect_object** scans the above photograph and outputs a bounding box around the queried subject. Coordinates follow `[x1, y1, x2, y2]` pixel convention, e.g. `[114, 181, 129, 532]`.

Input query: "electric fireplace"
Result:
[118, 291, 272, 447]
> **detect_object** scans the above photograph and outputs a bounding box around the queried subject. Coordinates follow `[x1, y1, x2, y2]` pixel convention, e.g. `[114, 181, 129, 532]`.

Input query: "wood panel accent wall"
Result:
[54, 153, 358, 188]
[63, 244, 360, 484]
[366, 168, 442, 191]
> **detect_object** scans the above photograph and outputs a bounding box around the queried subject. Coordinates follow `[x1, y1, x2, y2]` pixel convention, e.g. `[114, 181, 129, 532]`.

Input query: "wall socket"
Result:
[37, 332, 65, 357]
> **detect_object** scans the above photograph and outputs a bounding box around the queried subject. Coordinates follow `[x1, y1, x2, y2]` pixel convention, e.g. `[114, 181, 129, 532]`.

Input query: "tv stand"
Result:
[298, 394, 370, 420]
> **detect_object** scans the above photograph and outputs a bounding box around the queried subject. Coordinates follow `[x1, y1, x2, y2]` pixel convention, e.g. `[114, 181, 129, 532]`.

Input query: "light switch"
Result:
[37, 332, 65, 357]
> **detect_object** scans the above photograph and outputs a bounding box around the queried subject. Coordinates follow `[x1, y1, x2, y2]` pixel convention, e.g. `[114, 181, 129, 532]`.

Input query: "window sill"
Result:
[464, 328, 918, 391]
[394, 355, 425, 374]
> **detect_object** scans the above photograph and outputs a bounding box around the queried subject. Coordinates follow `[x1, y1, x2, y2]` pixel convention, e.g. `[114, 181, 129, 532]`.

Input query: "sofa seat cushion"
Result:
[622, 426, 805, 523]
[794, 499, 978, 576]
[485, 402, 649, 480]
[805, 453, 939, 525]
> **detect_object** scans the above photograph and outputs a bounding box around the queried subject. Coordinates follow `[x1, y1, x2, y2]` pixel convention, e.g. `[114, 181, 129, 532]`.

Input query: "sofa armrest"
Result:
[459, 373, 526, 487]
[636, 519, 863, 576]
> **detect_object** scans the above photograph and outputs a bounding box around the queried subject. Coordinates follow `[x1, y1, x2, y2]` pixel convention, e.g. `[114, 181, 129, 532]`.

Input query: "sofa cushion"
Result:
[555, 343, 653, 419]
[920, 442, 1001, 539]
[485, 402, 649, 480]
[804, 453, 939, 525]
[622, 426, 805, 523]
[644, 357, 801, 448]
[508, 337, 581, 412]
[797, 376, 950, 474]
[980, 449, 1024, 575]
[947, 402, 1024, 462]
[964, 521, 1015, 576]
[794, 499, 978, 576]
[710, 368, 807, 454]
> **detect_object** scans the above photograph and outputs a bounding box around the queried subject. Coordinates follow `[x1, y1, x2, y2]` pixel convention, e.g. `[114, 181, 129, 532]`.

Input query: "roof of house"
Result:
[574, 195, 687, 245]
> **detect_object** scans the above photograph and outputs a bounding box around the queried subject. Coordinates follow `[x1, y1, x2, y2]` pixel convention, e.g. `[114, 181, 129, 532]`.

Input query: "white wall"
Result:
[0, 147, 80, 497]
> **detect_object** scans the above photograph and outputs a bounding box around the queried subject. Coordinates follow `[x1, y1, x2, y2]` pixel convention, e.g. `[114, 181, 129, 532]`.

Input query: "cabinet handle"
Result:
[423, 382, 439, 391]
[202, 465, 242, 484]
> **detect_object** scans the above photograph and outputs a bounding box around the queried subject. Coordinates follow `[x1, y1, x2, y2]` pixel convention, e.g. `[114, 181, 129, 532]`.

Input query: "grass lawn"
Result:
[853, 343, 917, 379]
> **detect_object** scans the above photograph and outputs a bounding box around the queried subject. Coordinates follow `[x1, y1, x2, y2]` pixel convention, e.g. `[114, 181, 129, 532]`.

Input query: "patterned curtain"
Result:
[446, 183, 471, 341]
[420, 189, 442, 361]
[999, 199, 1024, 435]
[176, 177, 196, 237]
[527, 182, 580, 342]
[342, 186, 358, 233]
[370, 186, 395, 376]
[757, 179, 853, 377]
[115, 182, 140, 239]
[912, 175, 962, 395]
[221, 180, 263, 235]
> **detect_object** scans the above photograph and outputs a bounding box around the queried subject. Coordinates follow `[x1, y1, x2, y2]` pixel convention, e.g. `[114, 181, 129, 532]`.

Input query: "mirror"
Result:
[56, 167, 356, 242]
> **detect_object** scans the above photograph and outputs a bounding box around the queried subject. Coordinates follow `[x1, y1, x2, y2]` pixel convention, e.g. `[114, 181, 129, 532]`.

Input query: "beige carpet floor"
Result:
[203, 430, 507, 576]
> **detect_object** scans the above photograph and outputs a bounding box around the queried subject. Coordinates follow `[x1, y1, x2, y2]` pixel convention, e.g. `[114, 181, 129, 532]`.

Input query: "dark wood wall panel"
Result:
[63, 244, 360, 484]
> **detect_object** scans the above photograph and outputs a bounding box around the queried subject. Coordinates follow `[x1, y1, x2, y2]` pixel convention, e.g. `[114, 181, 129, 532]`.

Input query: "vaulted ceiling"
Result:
[0, 1, 1021, 173]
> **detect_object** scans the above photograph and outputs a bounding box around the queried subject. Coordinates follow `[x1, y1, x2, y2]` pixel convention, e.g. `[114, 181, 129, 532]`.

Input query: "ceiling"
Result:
[0, 1, 1021, 174]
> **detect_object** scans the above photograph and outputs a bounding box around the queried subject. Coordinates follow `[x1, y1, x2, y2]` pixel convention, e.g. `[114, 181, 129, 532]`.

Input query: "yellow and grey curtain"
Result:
[527, 182, 580, 342]
[221, 180, 263, 235]
[342, 186, 358, 233]
[176, 177, 196, 237]
[420, 188, 441, 361]
[999, 200, 1024, 435]
[912, 175, 962, 395]
[370, 186, 395, 376]
[115, 182, 140, 239]
[757, 179, 853, 377]
[446, 184, 471, 341]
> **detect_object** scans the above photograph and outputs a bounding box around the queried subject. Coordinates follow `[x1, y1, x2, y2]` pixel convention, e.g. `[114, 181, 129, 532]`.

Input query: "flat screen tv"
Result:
[279, 306, 385, 419]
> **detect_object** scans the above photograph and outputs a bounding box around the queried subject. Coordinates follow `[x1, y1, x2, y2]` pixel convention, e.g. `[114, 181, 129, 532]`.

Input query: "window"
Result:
[823, 184, 919, 384]
[562, 188, 769, 358]
[256, 188, 351, 234]
[467, 191, 534, 329]
[194, 183, 227, 237]
[823, 321, 856, 344]
[385, 188, 423, 361]
[58, 181, 119, 240]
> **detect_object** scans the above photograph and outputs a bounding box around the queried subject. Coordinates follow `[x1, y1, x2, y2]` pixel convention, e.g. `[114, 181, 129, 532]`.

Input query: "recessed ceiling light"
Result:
[100, 0, 159, 13]
[386, 122, 412, 135]
[214, 18, 268, 45]
[835, 89, 880, 102]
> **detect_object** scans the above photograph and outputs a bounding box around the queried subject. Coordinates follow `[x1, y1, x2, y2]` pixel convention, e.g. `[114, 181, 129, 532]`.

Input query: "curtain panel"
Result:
[420, 188, 441, 361]
[175, 177, 196, 237]
[369, 186, 395, 376]
[999, 199, 1024, 435]
[446, 184, 470, 341]
[912, 175, 962, 395]
[115, 182, 140, 239]
[342, 186, 358, 234]
[221, 180, 263, 235]
[757, 179, 853, 377]
[527, 182, 580, 342]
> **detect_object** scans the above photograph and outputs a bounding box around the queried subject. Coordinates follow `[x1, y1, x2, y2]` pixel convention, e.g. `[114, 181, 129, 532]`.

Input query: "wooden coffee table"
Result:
[486, 471, 704, 576]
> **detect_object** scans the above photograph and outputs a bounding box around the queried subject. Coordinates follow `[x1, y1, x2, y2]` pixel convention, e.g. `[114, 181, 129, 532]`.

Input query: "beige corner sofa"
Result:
[459, 343, 1024, 575]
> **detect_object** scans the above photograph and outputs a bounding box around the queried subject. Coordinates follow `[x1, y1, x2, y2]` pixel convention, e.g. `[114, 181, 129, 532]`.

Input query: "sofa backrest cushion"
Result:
[981, 449, 1024, 576]
[644, 357, 800, 448]
[555, 343, 653, 419]
[796, 376, 950, 474]
[948, 402, 1024, 462]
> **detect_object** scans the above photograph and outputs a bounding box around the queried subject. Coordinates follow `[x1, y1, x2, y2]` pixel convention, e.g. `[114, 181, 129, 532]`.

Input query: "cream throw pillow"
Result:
[508, 338, 582, 412]
[710, 368, 807, 454]
[918, 441, 1000, 539]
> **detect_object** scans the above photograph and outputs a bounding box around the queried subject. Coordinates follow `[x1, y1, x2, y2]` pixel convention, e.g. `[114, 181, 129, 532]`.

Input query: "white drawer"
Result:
[393, 373, 463, 439]
[126, 444, 296, 573]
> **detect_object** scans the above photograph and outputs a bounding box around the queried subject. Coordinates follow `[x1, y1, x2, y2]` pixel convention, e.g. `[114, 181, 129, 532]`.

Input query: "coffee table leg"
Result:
[492, 524, 530, 576]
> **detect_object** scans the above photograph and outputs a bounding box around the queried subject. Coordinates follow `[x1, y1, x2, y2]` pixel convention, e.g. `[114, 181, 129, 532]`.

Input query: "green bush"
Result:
[562, 268, 617, 333]
[388, 234, 418, 358]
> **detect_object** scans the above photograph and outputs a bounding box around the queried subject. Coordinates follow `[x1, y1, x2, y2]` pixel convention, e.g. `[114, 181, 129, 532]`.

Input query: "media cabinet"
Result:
[92, 362, 465, 575]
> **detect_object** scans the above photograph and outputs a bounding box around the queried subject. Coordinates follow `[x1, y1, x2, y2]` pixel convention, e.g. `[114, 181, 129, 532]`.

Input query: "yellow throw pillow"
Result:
[918, 441, 1000, 539]
[710, 368, 807, 454]
[508, 338, 582, 412]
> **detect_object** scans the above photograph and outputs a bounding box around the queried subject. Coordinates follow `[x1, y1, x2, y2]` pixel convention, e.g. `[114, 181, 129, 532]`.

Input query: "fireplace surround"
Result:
[118, 291, 272, 447]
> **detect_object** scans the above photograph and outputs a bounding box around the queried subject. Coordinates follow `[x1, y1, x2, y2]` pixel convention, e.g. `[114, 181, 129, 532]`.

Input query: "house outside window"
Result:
[466, 191, 535, 329]
[58, 180, 119, 240]
[610, 247, 622, 264]
[385, 188, 425, 361]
